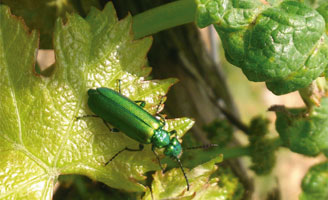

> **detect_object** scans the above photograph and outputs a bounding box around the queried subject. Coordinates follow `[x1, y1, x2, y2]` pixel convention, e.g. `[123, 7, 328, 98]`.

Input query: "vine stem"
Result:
[177, 138, 283, 168]
[211, 138, 283, 161]
[132, 0, 197, 39]
[216, 146, 251, 159]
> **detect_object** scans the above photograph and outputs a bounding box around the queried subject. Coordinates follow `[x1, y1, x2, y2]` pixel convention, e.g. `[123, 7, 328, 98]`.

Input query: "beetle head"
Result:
[164, 137, 182, 158]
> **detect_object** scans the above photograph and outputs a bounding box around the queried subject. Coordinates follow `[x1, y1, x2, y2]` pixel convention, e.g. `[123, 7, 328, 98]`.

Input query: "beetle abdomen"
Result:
[87, 88, 161, 144]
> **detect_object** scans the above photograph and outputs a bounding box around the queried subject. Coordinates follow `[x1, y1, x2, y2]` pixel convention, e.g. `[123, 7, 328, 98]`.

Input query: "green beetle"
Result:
[81, 87, 189, 190]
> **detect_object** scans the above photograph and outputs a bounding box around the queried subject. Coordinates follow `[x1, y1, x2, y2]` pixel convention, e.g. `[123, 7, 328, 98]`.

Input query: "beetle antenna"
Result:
[152, 145, 164, 171]
[185, 144, 218, 150]
[176, 157, 189, 191]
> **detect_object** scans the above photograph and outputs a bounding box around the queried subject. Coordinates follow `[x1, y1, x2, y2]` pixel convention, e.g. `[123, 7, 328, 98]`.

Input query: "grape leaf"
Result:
[300, 161, 328, 200]
[142, 156, 225, 200]
[316, 2, 328, 33]
[248, 116, 278, 175]
[196, 0, 328, 95]
[0, 3, 195, 199]
[1, 0, 102, 49]
[216, 166, 245, 200]
[274, 97, 328, 156]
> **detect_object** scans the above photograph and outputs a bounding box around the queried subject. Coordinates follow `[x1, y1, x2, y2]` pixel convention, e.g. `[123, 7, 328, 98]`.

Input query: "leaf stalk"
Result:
[132, 0, 197, 39]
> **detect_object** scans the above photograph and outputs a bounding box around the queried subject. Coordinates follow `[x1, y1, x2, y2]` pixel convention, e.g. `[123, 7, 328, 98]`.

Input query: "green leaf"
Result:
[274, 97, 328, 156]
[316, 2, 328, 34]
[304, 0, 328, 9]
[216, 167, 245, 200]
[196, 0, 328, 95]
[1, 0, 101, 49]
[300, 161, 328, 200]
[249, 138, 279, 175]
[202, 119, 234, 147]
[0, 3, 195, 199]
[142, 156, 226, 200]
[195, 0, 267, 28]
[248, 116, 270, 140]
[247, 116, 279, 175]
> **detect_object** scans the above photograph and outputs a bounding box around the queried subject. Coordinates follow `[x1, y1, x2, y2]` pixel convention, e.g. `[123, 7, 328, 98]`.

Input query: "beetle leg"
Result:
[102, 120, 120, 133]
[155, 95, 165, 114]
[76, 114, 99, 121]
[155, 96, 167, 126]
[105, 144, 144, 166]
[116, 79, 122, 94]
[111, 128, 120, 132]
[134, 100, 146, 108]
[169, 130, 177, 136]
[152, 145, 164, 171]
[156, 114, 166, 126]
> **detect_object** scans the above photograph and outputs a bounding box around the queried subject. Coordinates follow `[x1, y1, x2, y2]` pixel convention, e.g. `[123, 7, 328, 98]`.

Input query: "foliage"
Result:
[274, 98, 328, 157]
[1, 0, 101, 49]
[248, 116, 279, 175]
[316, 2, 328, 33]
[1, 0, 327, 199]
[300, 161, 328, 200]
[0, 3, 199, 198]
[196, 0, 328, 95]
[142, 157, 227, 200]
[203, 119, 234, 147]
[216, 167, 245, 200]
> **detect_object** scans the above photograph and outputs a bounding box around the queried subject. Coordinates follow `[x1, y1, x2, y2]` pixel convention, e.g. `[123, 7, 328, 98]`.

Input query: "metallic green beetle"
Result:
[83, 87, 189, 190]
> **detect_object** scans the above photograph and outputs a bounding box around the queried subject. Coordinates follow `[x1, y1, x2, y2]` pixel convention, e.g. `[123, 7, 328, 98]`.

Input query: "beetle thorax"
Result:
[152, 128, 170, 148]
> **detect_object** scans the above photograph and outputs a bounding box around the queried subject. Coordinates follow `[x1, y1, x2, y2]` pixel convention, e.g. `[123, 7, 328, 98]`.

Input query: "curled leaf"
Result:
[196, 0, 328, 95]
[142, 156, 225, 200]
[300, 161, 328, 200]
[274, 97, 328, 156]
